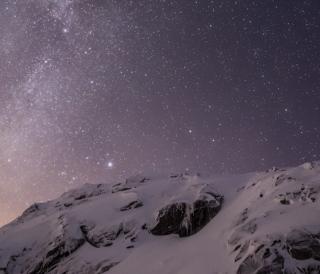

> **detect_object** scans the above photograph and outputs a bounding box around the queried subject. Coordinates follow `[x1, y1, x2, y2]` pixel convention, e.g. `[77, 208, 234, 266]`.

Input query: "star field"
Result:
[0, 0, 320, 225]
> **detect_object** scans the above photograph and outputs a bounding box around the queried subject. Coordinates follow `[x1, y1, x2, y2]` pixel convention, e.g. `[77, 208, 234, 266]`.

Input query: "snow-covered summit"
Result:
[1, 162, 320, 274]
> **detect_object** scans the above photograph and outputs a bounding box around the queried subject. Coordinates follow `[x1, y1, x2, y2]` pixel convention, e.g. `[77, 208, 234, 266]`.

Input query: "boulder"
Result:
[150, 192, 223, 237]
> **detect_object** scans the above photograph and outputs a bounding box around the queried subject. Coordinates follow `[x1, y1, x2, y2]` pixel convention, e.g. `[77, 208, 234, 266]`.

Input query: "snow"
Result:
[0, 162, 320, 273]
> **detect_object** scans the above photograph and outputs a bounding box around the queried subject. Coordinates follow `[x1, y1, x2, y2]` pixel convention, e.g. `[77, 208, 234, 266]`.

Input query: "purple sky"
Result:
[0, 0, 320, 225]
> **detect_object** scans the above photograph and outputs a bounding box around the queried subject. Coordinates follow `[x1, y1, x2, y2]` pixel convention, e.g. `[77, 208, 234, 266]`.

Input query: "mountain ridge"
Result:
[1, 161, 320, 274]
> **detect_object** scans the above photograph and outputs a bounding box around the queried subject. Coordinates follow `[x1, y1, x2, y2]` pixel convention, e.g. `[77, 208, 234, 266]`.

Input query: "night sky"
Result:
[0, 0, 320, 225]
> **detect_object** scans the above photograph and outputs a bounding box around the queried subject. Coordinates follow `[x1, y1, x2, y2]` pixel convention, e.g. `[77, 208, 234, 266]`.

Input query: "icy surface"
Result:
[1, 162, 320, 273]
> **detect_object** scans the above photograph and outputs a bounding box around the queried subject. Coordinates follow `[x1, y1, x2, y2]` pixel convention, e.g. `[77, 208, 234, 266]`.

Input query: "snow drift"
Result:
[1, 162, 320, 274]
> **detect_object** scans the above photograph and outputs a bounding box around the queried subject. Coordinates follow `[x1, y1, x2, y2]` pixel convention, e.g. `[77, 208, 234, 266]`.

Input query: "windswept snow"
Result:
[1, 162, 320, 273]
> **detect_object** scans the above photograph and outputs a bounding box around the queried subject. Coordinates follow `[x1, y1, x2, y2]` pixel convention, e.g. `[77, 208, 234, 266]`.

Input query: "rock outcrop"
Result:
[1, 162, 320, 274]
[236, 230, 320, 274]
[150, 192, 223, 237]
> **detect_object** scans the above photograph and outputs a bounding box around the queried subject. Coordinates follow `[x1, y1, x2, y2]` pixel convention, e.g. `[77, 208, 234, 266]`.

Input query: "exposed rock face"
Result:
[150, 192, 223, 237]
[236, 230, 320, 274]
[112, 175, 150, 193]
[30, 236, 85, 274]
[0, 173, 225, 273]
[120, 200, 144, 211]
[2, 162, 320, 274]
[4, 215, 86, 274]
[150, 203, 187, 236]
[80, 224, 117, 248]
[80, 221, 139, 248]
[236, 243, 285, 274]
[286, 230, 320, 261]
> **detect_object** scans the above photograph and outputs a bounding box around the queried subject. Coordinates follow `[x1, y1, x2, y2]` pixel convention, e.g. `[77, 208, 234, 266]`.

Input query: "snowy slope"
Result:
[1, 162, 320, 274]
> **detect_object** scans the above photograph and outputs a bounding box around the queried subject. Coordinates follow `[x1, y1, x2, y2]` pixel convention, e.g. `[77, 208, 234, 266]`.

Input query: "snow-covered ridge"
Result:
[1, 162, 320, 274]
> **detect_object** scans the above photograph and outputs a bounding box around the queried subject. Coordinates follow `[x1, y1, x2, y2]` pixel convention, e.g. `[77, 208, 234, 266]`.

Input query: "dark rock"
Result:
[6, 215, 87, 274]
[150, 202, 186, 236]
[271, 240, 281, 247]
[112, 175, 150, 193]
[234, 241, 250, 262]
[22, 203, 40, 214]
[277, 185, 318, 205]
[139, 177, 150, 183]
[64, 202, 73, 207]
[255, 244, 265, 254]
[120, 200, 144, 211]
[150, 193, 223, 237]
[45, 238, 85, 269]
[28, 236, 85, 273]
[274, 174, 296, 187]
[297, 265, 320, 273]
[280, 198, 290, 205]
[74, 194, 87, 200]
[233, 244, 241, 252]
[237, 247, 284, 274]
[287, 230, 320, 261]
[255, 264, 284, 274]
[112, 186, 131, 193]
[18, 203, 45, 221]
[262, 248, 271, 259]
[237, 186, 245, 192]
[241, 220, 258, 234]
[80, 224, 123, 248]
[180, 198, 222, 237]
[170, 174, 180, 178]
[289, 247, 312, 260]
[125, 175, 149, 184]
[235, 208, 249, 226]
[237, 230, 320, 274]
[98, 262, 119, 273]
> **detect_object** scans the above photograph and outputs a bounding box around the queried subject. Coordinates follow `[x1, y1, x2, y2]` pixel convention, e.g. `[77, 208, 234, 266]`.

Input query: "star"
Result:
[0, 0, 319, 227]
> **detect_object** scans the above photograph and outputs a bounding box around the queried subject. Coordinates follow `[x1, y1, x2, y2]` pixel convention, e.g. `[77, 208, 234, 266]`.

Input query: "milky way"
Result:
[0, 0, 320, 225]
